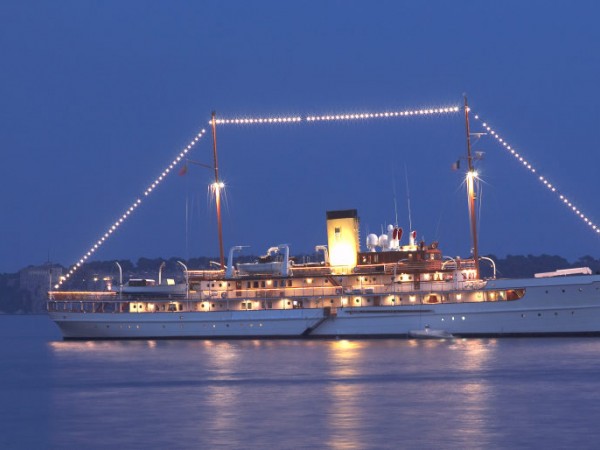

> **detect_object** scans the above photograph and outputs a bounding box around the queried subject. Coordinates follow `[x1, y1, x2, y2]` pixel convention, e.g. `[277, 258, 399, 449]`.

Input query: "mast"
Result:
[464, 96, 481, 278]
[211, 111, 225, 269]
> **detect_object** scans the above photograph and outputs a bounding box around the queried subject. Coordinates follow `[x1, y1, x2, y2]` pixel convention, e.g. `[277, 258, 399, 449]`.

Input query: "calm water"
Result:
[2, 316, 600, 449]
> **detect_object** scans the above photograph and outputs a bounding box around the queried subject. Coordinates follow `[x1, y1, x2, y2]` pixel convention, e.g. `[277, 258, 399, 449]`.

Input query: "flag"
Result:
[451, 160, 460, 171]
[178, 164, 188, 176]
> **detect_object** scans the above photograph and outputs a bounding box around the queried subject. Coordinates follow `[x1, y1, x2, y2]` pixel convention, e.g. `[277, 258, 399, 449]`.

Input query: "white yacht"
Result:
[47, 101, 600, 339]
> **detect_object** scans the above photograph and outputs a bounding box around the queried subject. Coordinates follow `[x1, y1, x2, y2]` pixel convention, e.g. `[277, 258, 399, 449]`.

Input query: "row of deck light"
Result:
[470, 110, 600, 235]
[214, 116, 302, 125]
[55, 128, 208, 289]
[211, 105, 460, 125]
[306, 106, 460, 122]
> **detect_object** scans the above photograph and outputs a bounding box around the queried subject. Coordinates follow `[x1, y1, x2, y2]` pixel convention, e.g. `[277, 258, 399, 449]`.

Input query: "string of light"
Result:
[55, 128, 208, 289]
[214, 116, 302, 125]
[306, 106, 459, 122]
[212, 105, 460, 125]
[470, 110, 600, 235]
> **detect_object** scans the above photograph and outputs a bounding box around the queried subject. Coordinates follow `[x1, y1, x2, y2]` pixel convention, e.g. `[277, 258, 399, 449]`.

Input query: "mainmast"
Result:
[211, 111, 225, 269]
[464, 96, 480, 279]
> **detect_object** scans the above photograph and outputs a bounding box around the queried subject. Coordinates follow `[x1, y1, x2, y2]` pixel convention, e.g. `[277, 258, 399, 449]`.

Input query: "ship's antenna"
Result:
[392, 167, 399, 226]
[464, 95, 481, 278]
[211, 111, 225, 270]
[404, 164, 413, 232]
[185, 192, 189, 261]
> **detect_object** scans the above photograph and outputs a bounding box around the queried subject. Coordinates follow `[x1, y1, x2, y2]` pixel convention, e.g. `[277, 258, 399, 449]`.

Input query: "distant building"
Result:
[19, 263, 63, 312]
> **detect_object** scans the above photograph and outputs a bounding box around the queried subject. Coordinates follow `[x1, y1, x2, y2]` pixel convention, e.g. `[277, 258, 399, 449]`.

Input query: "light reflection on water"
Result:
[4, 316, 600, 449]
[326, 340, 368, 450]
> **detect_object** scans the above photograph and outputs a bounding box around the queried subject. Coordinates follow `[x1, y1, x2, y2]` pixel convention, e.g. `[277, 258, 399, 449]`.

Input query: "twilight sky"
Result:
[1, 1, 599, 273]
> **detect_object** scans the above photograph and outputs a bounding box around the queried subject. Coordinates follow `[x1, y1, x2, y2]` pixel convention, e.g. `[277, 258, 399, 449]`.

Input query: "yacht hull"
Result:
[49, 276, 600, 339]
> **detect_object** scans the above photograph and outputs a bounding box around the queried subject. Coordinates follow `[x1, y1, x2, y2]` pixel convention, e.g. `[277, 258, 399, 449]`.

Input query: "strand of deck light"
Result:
[214, 116, 302, 125]
[55, 128, 208, 289]
[470, 110, 600, 235]
[212, 105, 460, 125]
[305, 106, 460, 122]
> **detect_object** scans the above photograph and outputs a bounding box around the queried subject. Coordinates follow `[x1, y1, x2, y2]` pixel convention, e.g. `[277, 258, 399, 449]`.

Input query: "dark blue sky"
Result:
[1, 1, 599, 273]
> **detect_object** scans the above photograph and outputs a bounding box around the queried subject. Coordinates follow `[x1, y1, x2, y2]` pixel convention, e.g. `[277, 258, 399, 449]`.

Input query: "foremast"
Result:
[464, 96, 480, 279]
[211, 111, 226, 269]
